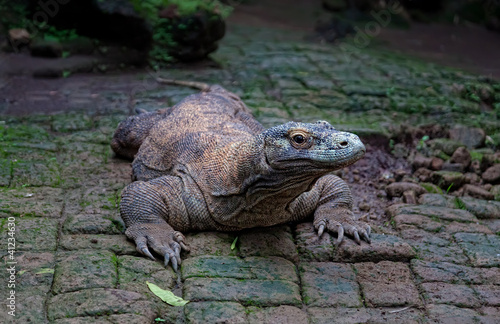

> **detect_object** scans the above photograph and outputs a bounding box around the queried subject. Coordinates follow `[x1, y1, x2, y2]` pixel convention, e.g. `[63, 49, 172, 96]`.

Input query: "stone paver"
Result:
[0, 186, 64, 217]
[247, 305, 309, 324]
[52, 250, 117, 294]
[184, 278, 302, 306]
[355, 261, 422, 307]
[182, 255, 298, 282]
[399, 227, 470, 264]
[185, 231, 238, 257]
[1, 9, 499, 323]
[420, 193, 500, 219]
[333, 233, 416, 262]
[386, 203, 478, 223]
[427, 304, 483, 324]
[185, 302, 247, 324]
[454, 233, 500, 267]
[411, 259, 500, 285]
[239, 225, 299, 262]
[59, 234, 136, 255]
[308, 307, 425, 324]
[46, 288, 155, 321]
[119, 255, 177, 296]
[0, 217, 60, 251]
[301, 262, 361, 307]
[474, 285, 500, 306]
[421, 282, 482, 307]
[63, 213, 124, 235]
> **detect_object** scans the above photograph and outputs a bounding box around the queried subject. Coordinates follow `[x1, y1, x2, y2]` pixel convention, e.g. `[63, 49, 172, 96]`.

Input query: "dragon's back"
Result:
[129, 86, 264, 181]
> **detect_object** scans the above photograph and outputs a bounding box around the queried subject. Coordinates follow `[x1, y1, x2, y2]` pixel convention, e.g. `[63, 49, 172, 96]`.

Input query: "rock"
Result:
[450, 146, 471, 169]
[8, 28, 30, 46]
[403, 190, 418, 204]
[441, 162, 466, 173]
[32, 0, 153, 50]
[400, 0, 446, 12]
[312, 16, 355, 43]
[62, 38, 95, 55]
[412, 154, 432, 170]
[470, 160, 481, 174]
[156, 9, 225, 61]
[414, 168, 432, 182]
[449, 126, 486, 149]
[482, 164, 500, 184]
[30, 37, 94, 58]
[430, 157, 444, 170]
[394, 169, 408, 181]
[462, 184, 494, 200]
[427, 138, 464, 156]
[431, 171, 465, 191]
[386, 182, 427, 198]
[481, 154, 498, 172]
[322, 0, 348, 11]
[359, 202, 371, 211]
[29, 39, 64, 58]
[464, 172, 481, 185]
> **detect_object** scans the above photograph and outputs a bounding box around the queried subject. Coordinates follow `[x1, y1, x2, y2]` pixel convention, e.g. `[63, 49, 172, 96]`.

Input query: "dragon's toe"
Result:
[125, 223, 189, 272]
[314, 210, 371, 245]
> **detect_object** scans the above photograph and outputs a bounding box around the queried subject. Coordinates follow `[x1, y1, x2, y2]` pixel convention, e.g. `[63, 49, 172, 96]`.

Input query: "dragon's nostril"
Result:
[340, 141, 348, 147]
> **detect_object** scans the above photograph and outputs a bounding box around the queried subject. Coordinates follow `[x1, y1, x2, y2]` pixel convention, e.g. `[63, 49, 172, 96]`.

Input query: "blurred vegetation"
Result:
[130, 0, 233, 22]
[0, 0, 30, 30]
[130, 0, 232, 68]
[0, 0, 232, 67]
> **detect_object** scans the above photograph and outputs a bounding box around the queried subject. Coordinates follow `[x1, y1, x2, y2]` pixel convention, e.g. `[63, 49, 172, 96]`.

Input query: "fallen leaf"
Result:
[146, 281, 189, 306]
[35, 268, 54, 274]
[231, 236, 238, 250]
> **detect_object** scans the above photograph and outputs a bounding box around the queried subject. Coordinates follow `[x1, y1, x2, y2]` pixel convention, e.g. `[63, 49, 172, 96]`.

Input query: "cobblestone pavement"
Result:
[1, 23, 500, 323]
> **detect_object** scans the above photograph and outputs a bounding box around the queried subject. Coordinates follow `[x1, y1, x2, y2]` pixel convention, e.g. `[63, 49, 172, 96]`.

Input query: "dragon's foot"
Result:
[314, 209, 371, 245]
[125, 223, 190, 272]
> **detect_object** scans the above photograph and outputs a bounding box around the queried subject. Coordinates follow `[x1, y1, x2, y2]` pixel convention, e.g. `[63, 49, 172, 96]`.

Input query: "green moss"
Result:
[453, 197, 468, 211]
[469, 150, 484, 162]
[420, 182, 443, 194]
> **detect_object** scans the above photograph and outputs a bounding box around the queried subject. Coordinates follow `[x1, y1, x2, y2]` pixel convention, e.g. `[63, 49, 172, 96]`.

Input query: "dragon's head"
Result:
[262, 120, 365, 173]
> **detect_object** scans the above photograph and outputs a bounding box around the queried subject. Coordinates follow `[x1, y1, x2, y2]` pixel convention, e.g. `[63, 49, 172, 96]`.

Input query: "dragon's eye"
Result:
[293, 135, 304, 144]
[288, 130, 312, 149]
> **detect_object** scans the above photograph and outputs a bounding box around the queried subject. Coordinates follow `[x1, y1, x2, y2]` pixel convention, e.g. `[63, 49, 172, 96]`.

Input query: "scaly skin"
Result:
[112, 81, 370, 271]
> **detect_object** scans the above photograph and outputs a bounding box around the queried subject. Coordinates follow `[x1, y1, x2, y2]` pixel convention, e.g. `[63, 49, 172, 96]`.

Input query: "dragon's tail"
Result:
[156, 77, 211, 91]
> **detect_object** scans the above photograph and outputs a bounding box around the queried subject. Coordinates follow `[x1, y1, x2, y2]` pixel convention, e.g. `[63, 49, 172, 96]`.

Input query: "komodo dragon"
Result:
[111, 78, 371, 271]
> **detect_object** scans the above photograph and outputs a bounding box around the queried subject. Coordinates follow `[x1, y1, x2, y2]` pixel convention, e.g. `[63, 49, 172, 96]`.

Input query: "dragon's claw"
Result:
[314, 213, 370, 245]
[125, 223, 189, 272]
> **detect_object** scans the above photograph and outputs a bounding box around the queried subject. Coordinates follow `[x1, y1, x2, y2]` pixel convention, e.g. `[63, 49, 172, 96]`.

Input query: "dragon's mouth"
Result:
[272, 146, 366, 171]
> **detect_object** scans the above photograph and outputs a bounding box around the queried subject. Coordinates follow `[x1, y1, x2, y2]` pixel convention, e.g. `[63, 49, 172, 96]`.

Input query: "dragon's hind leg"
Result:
[120, 176, 190, 271]
[111, 107, 172, 160]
